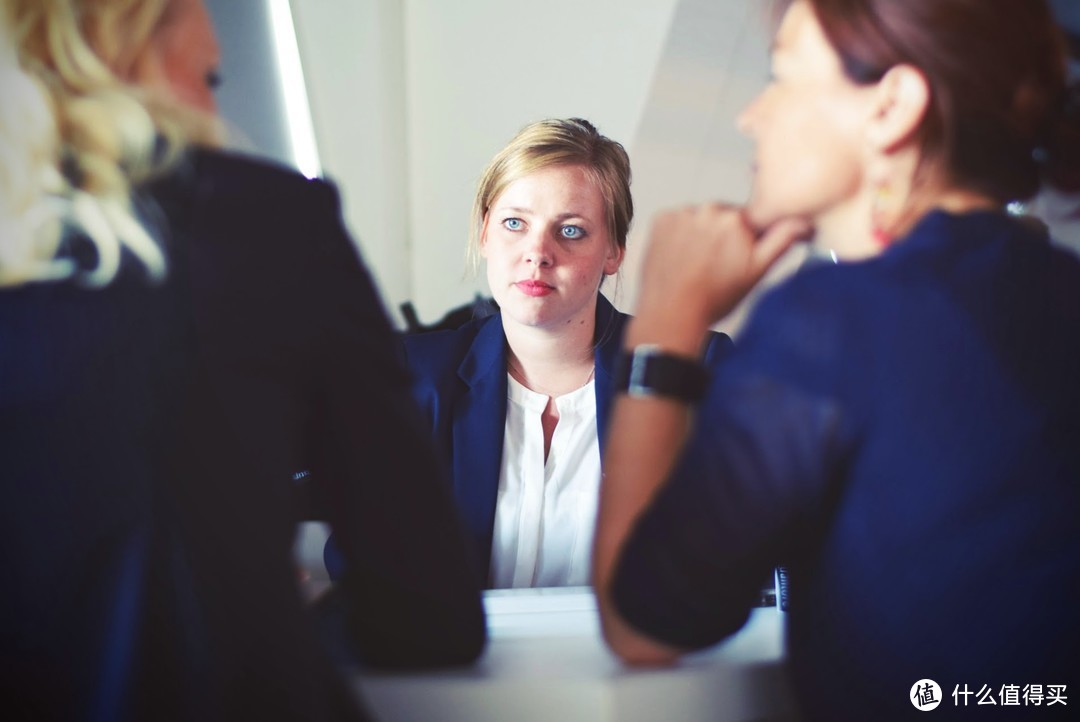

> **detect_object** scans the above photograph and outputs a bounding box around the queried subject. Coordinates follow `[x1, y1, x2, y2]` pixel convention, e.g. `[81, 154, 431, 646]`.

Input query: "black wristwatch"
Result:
[614, 344, 709, 403]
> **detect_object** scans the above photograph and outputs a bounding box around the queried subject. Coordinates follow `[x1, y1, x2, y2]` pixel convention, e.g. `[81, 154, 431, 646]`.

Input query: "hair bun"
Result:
[568, 117, 599, 135]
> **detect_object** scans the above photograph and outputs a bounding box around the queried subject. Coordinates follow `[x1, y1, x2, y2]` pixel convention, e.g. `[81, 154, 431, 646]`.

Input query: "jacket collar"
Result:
[456, 310, 509, 387]
[456, 293, 625, 390]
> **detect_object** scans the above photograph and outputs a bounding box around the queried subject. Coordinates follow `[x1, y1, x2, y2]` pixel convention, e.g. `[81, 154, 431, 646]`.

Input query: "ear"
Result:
[603, 243, 625, 275]
[866, 64, 930, 154]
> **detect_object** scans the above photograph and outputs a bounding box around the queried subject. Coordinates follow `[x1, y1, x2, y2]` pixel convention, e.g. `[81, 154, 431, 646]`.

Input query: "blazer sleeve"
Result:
[302, 181, 486, 668]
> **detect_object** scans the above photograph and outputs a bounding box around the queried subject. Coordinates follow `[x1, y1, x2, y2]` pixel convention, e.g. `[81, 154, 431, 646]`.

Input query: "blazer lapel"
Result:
[453, 315, 508, 583]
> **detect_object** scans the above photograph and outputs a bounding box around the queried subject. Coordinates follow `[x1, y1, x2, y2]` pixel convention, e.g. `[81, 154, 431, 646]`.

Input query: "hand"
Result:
[635, 204, 810, 337]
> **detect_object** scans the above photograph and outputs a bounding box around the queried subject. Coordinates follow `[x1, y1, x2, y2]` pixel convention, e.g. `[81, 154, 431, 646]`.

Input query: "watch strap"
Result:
[614, 344, 709, 402]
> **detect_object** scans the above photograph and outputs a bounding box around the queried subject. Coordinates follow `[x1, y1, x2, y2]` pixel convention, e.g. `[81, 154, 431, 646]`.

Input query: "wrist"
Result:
[624, 313, 710, 358]
[614, 344, 709, 403]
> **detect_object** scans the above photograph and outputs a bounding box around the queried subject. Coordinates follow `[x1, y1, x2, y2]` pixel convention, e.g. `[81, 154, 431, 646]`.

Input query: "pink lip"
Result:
[515, 280, 555, 297]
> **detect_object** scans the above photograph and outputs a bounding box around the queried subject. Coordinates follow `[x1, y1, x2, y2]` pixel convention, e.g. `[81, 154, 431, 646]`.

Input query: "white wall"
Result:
[289, 0, 680, 326]
[289, 0, 411, 319]
[221, 0, 1080, 332]
[616, 0, 781, 330]
[403, 0, 680, 323]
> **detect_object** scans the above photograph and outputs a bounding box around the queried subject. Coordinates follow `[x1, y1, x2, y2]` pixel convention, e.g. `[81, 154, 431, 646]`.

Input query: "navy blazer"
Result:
[1, 149, 484, 722]
[611, 210, 1080, 720]
[403, 294, 733, 584]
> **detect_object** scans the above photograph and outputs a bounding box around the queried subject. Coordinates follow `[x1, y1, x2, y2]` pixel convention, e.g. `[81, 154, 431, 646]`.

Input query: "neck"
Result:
[814, 185, 880, 260]
[815, 168, 998, 260]
[503, 305, 597, 398]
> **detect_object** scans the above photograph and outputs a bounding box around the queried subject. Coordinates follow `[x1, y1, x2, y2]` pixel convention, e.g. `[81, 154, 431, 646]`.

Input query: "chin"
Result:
[745, 196, 815, 236]
[501, 299, 552, 328]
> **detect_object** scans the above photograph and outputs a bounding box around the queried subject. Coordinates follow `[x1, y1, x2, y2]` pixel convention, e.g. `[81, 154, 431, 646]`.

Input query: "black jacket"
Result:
[0, 149, 485, 722]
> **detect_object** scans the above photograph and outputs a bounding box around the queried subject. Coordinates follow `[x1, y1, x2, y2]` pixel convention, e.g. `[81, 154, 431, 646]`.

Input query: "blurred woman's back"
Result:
[1, 2, 485, 720]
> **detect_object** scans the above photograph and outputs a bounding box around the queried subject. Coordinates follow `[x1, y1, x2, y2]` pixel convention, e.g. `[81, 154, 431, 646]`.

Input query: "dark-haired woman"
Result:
[594, 1, 1080, 719]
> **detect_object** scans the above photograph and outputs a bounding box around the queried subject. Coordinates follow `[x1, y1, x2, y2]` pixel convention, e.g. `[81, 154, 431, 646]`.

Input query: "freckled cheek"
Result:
[565, 266, 605, 292]
[485, 259, 506, 290]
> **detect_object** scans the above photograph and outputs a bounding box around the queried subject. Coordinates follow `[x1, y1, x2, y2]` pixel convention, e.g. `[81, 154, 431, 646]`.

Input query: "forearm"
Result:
[593, 315, 710, 664]
[594, 204, 804, 662]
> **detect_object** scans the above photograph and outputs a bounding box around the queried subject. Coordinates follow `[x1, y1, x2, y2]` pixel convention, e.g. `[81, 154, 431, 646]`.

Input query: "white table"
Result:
[352, 588, 800, 722]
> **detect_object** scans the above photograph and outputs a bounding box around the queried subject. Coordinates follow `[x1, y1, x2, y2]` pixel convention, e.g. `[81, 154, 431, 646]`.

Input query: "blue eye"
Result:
[502, 218, 524, 231]
[560, 225, 585, 239]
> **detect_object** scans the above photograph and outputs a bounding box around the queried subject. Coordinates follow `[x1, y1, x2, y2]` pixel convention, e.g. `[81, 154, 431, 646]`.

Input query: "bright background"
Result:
[207, 0, 1080, 332]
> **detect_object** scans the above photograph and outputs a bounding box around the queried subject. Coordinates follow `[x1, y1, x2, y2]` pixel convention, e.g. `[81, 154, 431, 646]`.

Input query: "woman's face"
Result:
[481, 164, 623, 333]
[134, 0, 221, 112]
[738, 1, 875, 234]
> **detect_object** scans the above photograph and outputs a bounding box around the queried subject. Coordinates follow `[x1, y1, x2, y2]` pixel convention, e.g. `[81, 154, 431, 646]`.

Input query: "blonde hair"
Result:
[0, 0, 221, 288]
[468, 118, 633, 271]
[1, 25, 68, 284]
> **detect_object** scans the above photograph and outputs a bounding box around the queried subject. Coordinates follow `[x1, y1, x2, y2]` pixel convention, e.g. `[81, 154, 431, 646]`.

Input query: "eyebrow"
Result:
[495, 206, 593, 222]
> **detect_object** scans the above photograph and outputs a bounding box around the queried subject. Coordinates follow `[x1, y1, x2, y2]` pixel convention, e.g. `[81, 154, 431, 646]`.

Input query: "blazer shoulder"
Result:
[147, 148, 341, 227]
[203, 149, 338, 206]
[703, 328, 735, 367]
[402, 317, 491, 385]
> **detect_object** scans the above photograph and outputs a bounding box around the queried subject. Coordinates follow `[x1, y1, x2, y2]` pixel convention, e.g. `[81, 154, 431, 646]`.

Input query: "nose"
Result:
[522, 229, 554, 267]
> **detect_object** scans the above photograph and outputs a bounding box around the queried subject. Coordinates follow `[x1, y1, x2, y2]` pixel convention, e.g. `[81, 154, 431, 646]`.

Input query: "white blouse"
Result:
[488, 374, 601, 588]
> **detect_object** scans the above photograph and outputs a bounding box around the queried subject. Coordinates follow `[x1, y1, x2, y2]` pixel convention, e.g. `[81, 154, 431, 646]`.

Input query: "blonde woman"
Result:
[403, 119, 732, 588]
[1, 1, 483, 720]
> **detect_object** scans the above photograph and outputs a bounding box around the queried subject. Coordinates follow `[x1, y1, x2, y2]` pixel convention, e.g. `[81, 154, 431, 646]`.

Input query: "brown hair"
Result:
[468, 118, 633, 269]
[792, 0, 1080, 200]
